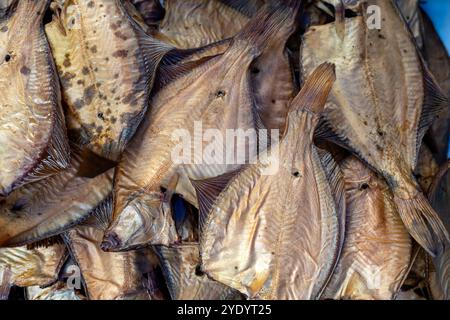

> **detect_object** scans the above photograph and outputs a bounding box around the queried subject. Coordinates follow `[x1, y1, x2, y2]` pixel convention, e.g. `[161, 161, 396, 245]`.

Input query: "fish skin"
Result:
[0, 0, 70, 197]
[0, 243, 67, 289]
[26, 282, 86, 300]
[322, 156, 412, 300]
[155, 244, 241, 300]
[428, 161, 450, 300]
[63, 205, 159, 300]
[0, 147, 113, 247]
[414, 144, 439, 194]
[45, 0, 173, 163]
[301, 0, 449, 256]
[154, 0, 253, 49]
[395, 0, 423, 49]
[104, 2, 301, 251]
[200, 63, 340, 299]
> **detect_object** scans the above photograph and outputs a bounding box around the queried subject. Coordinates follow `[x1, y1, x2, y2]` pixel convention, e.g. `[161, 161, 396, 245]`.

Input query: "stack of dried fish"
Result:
[0, 0, 449, 300]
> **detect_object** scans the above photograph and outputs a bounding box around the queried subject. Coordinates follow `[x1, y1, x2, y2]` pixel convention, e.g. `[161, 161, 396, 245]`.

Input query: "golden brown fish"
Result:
[0, 147, 113, 247]
[63, 200, 158, 300]
[0, 0, 69, 197]
[199, 63, 342, 299]
[322, 156, 412, 300]
[301, 0, 449, 256]
[45, 0, 173, 165]
[0, 242, 67, 298]
[155, 244, 241, 300]
[153, 0, 253, 49]
[103, 2, 301, 251]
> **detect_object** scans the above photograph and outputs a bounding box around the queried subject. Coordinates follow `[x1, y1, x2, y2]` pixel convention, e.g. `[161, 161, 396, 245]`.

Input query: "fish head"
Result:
[101, 192, 178, 251]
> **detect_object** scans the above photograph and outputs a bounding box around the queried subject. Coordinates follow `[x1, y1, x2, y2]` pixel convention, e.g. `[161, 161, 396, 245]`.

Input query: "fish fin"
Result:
[290, 62, 336, 114]
[26, 235, 64, 250]
[334, 0, 345, 40]
[234, 0, 301, 53]
[81, 193, 113, 231]
[154, 245, 186, 300]
[190, 170, 241, 235]
[428, 160, 450, 202]
[314, 149, 346, 299]
[219, 0, 264, 17]
[394, 191, 449, 257]
[0, 267, 12, 300]
[76, 148, 117, 178]
[416, 69, 449, 163]
[156, 51, 221, 90]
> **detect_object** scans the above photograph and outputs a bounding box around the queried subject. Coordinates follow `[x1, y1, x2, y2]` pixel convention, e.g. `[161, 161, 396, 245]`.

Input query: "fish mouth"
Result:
[101, 232, 122, 252]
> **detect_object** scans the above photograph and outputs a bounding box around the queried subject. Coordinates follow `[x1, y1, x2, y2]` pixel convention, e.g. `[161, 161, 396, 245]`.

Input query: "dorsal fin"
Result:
[190, 169, 242, 235]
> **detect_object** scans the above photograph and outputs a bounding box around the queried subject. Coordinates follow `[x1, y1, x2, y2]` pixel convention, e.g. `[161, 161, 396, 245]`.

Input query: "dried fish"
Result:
[155, 244, 241, 300]
[63, 199, 158, 300]
[103, 1, 301, 251]
[26, 282, 86, 300]
[322, 156, 412, 300]
[0, 147, 113, 247]
[199, 63, 342, 299]
[0, 242, 67, 293]
[0, 0, 69, 197]
[301, 0, 449, 256]
[45, 0, 173, 166]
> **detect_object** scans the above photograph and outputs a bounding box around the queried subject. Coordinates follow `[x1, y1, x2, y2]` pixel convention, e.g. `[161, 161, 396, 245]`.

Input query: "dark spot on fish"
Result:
[292, 171, 300, 177]
[73, 99, 85, 109]
[111, 88, 116, 94]
[4, 54, 11, 62]
[94, 67, 98, 72]
[96, 126, 103, 133]
[107, 103, 111, 107]
[1, 26, 8, 32]
[110, 22, 118, 30]
[61, 72, 76, 87]
[403, 49, 408, 54]
[63, 57, 71, 67]
[77, 79, 85, 86]
[114, 31, 128, 40]
[93, 30, 96, 34]
[110, 116, 117, 124]
[271, 100, 276, 104]
[112, 50, 128, 58]
[122, 93, 137, 106]
[114, 73, 119, 79]
[87, 1, 94, 8]
[376, 144, 383, 151]
[378, 34, 385, 39]
[11, 198, 26, 212]
[251, 67, 260, 74]
[97, 112, 105, 120]
[377, 130, 384, 137]
[363, 120, 368, 126]
[90, 45, 97, 53]
[71, 18, 76, 26]
[82, 66, 89, 75]
[106, 109, 111, 115]
[105, 57, 109, 61]
[20, 66, 30, 75]
[216, 90, 226, 98]
[195, 265, 204, 276]
[360, 183, 369, 190]
[100, 4, 104, 8]
[83, 85, 96, 105]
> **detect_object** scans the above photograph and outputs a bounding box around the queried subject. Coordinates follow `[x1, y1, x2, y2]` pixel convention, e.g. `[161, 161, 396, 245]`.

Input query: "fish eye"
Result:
[4, 54, 11, 62]
[292, 171, 300, 178]
[360, 183, 369, 190]
[195, 265, 204, 277]
[215, 90, 226, 98]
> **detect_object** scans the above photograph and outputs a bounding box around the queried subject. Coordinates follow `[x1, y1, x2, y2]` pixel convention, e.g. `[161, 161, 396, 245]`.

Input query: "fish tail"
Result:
[235, 0, 301, 52]
[291, 62, 336, 114]
[394, 191, 449, 257]
[0, 267, 12, 300]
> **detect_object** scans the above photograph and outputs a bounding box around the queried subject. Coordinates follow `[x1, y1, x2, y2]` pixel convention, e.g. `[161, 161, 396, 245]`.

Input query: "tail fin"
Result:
[394, 191, 449, 257]
[291, 62, 336, 114]
[234, 0, 301, 52]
